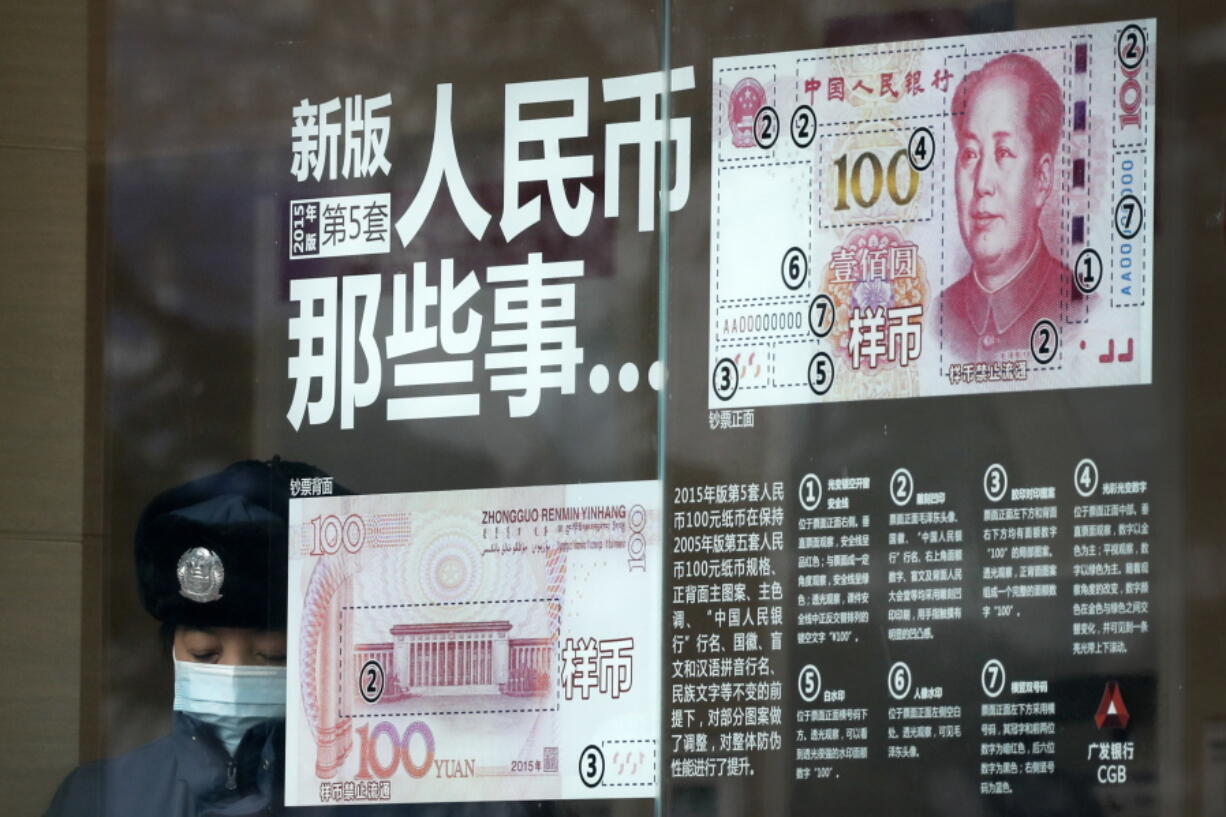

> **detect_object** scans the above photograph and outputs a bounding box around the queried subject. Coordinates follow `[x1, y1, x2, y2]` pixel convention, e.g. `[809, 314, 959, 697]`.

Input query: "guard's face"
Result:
[174, 626, 287, 666]
[955, 73, 1052, 279]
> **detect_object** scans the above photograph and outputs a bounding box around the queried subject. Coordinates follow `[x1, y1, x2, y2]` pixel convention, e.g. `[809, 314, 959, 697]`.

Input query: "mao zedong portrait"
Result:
[939, 53, 1077, 362]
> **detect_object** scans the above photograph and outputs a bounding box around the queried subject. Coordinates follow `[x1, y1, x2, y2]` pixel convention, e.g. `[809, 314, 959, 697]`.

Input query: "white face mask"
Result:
[173, 660, 287, 756]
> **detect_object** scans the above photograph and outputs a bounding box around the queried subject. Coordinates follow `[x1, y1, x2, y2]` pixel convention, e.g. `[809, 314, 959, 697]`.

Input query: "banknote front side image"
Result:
[709, 20, 1155, 408]
[285, 481, 661, 806]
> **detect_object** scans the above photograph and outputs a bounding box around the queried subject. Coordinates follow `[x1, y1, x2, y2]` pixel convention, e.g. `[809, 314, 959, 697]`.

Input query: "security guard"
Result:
[44, 458, 349, 817]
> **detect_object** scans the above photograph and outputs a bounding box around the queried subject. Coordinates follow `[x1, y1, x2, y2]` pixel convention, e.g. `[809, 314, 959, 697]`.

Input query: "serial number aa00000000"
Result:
[722, 309, 806, 336]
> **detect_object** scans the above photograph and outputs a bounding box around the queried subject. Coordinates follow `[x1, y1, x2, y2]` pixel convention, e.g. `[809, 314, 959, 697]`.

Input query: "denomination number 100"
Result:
[308, 514, 366, 556]
[833, 149, 919, 210]
[356, 721, 435, 779]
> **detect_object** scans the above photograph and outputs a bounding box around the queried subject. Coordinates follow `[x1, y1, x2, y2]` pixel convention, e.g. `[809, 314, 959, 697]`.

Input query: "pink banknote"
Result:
[285, 482, 660, 805]
[710, 20, 1154, 407]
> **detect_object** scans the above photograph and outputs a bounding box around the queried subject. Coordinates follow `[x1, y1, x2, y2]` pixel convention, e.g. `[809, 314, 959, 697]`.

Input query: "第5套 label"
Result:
[290, 193, 391, 260]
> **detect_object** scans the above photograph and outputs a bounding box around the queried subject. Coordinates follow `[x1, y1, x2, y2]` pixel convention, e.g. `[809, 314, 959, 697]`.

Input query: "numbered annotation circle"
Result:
[1114, 194, 1144, 240]
[808, 352, 834, 396]
[781, 247, 809, 291]
[360, 659, 386, 704]
[578, 745, 605, 788]
[790, 104, 816, 148]
[713, 358, 738, 401]
[983, 463, 1008, 503]
[1030, 319, 1059, 366]
[1117, 23, 1147, 70]
[798, 664, 822, 703]
[1075, 458, 1100, 498]
[753, 106, 780, 149]
[981, 658, 1006, 698]
[799, 473, 823, 512]
[888, 661, 913, 700]
[1074, 248, 1103, 295]
[907, 127, 935, 172]
[809, 294, 835, 338]
[890, 467, 914, 507]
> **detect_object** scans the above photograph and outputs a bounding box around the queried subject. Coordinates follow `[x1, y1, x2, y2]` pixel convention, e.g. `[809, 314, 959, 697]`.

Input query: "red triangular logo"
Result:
[1095, 681, 1130, 729]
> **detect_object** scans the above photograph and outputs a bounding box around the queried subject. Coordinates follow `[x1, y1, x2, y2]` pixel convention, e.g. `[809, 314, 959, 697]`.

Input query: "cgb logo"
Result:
[1094, 681, 1130, 730]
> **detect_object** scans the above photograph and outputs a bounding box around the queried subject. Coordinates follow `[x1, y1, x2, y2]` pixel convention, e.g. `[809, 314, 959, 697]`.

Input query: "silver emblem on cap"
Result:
[176, 546, 224, 603]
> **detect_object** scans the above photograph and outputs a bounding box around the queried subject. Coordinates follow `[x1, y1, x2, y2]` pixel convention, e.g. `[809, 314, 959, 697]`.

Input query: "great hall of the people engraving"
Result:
[354, 620, 554, 702]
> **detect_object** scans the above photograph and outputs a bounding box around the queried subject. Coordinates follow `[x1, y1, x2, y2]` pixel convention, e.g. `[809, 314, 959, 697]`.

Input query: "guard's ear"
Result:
[1035, 152, 1054, 207]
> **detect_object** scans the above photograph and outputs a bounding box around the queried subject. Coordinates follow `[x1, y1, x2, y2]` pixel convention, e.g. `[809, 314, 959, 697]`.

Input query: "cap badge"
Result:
[176, 546, 225, 603]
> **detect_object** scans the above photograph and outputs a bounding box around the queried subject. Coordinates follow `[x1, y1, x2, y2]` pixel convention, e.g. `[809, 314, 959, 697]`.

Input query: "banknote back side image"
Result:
[6, 3, 1225, 817]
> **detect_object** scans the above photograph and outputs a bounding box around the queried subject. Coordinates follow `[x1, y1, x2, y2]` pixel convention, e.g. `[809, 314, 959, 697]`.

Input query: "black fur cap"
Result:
[134, 458, 346, 629]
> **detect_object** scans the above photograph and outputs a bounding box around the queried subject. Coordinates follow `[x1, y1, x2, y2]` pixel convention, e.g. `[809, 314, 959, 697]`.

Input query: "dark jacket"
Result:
[46, 713, 304, 817]
[45, 714, 552, 817]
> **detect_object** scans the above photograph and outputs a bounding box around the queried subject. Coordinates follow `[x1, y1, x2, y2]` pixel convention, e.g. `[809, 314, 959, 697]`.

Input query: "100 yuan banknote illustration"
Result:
[710, 20, 1154, 407]
[285, 481, 660, 806]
